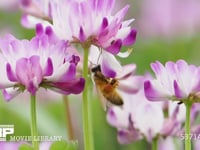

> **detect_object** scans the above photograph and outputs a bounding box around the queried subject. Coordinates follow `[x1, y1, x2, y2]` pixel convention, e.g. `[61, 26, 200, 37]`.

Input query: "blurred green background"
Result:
[0, 0, 200, 150]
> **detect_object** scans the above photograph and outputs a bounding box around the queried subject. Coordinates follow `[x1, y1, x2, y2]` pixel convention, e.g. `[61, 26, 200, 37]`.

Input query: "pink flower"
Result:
[0, 0, 18, 10]
[0, 24, 84, 101]
[144, 60, 200, 103]
[139, 0, 200, 37]
[20, 0, 137, 54]
[0, 142, 21, 150]
[41, 0, 137, 54]
[158, 137, 182, 150]
[107, 75, 189, 143]
[0, 142, 52, 150]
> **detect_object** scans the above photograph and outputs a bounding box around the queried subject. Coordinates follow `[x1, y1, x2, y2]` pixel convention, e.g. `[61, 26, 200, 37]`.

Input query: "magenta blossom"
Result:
[144, 60, 200, 103]
[0, 0, 18, 10]
[158, 137, 182, 150]
[0, 24, 84, 101]
[139, 0, 200, 37]
[158, 136, 200, 150]
[0, 142, 21, 150]
[0, 142, 52, 150]
[107, 80, 187, 143]
[48, 0, 137, 54]
[106, 74, 200, 145]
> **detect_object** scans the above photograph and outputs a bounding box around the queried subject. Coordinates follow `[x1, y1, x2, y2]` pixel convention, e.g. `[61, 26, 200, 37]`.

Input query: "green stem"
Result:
[185, 102, 192, 150]
[30, 94, 39, 150]
[82, 46, 94, 150]
[152, 137, 158, 150]
[63, 96, 74, 140]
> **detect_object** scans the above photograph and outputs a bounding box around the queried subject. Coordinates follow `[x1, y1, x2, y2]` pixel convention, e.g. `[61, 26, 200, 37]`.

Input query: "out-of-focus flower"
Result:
[106, 75, 191, 144]
[158, 137, 183, 150]
[22, 0, 137, 54]
[0, 24, 85, 101]
[139, 0, 200, 37]
[144, 59, 200, 103]
[0, 142, 52, 150]
[0, 142, 21, 150]
[194, 140, 200, 150]
[20, 0, 54, 28]
[158, 136, 200, 150]
[0, 0, 18, 11]
[89, 46, 142, 109]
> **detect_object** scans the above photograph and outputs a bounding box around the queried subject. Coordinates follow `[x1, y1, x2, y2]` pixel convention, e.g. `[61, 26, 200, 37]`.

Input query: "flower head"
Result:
[49, 0, 137, 54]
[106, 75, 190, 144]
[139, 0, 200, 37]
[0, 24, 85, 101]
[144, 59, 200, 103]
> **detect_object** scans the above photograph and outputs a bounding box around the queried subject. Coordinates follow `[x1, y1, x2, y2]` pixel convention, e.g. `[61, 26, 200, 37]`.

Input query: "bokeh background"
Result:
[0, 0, 200, 150]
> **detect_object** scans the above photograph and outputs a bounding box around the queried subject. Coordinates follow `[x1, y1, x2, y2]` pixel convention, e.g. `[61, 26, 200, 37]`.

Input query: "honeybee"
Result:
[91, 65, 123, 108]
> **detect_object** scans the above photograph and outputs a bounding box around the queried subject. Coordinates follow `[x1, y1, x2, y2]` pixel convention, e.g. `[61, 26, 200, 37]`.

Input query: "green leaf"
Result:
[18, 144, 34, 150]
[50, 140, 78, 150]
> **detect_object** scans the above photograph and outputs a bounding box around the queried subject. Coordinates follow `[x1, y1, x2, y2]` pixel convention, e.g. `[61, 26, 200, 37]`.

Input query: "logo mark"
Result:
[0, 125, 14, 141]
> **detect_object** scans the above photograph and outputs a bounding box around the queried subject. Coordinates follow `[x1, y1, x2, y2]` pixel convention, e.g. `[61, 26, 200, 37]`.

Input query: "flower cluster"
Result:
[144, 60, 200, 103]
[107, 70, 200, 146]
[1, 0, 138, 149]
[20, 0, 137, 54]
[0, 24, 84, 100]
[107, 75, 184, 143]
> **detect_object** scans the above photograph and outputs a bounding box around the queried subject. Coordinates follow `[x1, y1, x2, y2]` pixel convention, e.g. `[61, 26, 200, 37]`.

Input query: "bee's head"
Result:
[91, 65, 101, 73]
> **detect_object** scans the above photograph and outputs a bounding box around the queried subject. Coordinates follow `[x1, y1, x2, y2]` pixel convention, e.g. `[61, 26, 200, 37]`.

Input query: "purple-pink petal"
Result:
[151, 61, 164, 75]
[117, 130, 132, 144]
[118, 76, 142, 94]
[99, 18, 109, 37]
[101, 17, 108, 29]
[173, 80, 185, 99]
[69, 55, 80, 66]
[59, 63, 76, 82]
[36, 23, 44, 36]
[176, 59, 188, 72]
[144, 80, 169, 101]
[106, 39, 122, 54]
[117, 64, 136, 79]
[21, 0, 31, 6]
[16, 56, 42, 92]
[115, 5, 130, 22]
[117, 129, 141, 144]
[28, 81, 38, 95]
[107, 108, 118, 127]
[2, 89, 20, 101]
[79, 27, 86, 42]
[45, 26, 53, 36]
[122, 29, 137, 46]
[6, 63, 17, 82]
[52, 78, 85, 94]
[161, 117, 179, 136]
[43, 58, 53, 76]
[101, 61, 116, 78]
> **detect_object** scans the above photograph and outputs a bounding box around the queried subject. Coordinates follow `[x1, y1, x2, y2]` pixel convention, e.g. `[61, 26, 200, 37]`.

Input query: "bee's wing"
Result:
[91, 74, 107, 110]
[95, 85, 108, 111]
[95, 85, 123, 110]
